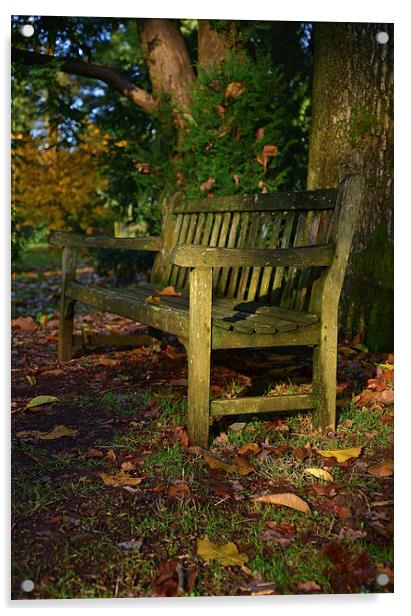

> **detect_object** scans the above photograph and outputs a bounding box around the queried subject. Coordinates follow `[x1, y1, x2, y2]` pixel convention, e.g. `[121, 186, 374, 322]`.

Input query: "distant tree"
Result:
[307, 22, 393, 351]
[12, 17, 311, 235]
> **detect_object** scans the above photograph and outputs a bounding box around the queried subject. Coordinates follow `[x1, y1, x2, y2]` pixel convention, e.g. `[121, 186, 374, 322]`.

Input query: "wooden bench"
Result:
[50, 174, 363, 447]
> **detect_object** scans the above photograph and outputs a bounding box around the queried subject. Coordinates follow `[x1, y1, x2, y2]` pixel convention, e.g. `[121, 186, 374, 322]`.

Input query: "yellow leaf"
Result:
[99, 470, 144, 487]
[367, 460, 393, 477]
[26, 395, 59, 409]
[16, 425, 77, 440]
[253, 492, 311, 514]
[197, 536, 249, 566]
[316, 447, 362, 463]
[304, 467, 334, 482]
[145, 296, 161, 304]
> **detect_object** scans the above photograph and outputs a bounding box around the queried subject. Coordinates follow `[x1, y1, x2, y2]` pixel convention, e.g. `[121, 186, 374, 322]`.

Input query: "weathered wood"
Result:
[171, 244, 335, 268]
[211, 394, 316, 416]
[227, 212, 250, 297]
[58, 246, 77, 361]
[270, 211, 295, 304]
[73, 333, 156, 349]
[50, 231, 162, 251]
[212, 322, 320, 349]
[217, 211, 240, 295]
[173, 189, 338, 214]
[311, 174, 364, 432]
[51, 178, 362, 446]
[187, 268, 212, 447]
[66, 282, 189, 339]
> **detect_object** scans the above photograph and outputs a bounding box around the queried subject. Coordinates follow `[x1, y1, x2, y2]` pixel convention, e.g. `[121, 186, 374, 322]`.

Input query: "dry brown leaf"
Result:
[253, 492, 311, 514]
[367, 460, 393, 477]
[99, 470, 144, 487]
[40, 368, 65, 377]
[190, 447, 254, 475]
[12, 316, 37, 332]
[168, 483, 192, 499]
[297, 581, 322, 593]
[98, 357, 119, 366]
[86, 447, 104, 458]
[237, 443, 260, 457]
[155, 286, 182, 297]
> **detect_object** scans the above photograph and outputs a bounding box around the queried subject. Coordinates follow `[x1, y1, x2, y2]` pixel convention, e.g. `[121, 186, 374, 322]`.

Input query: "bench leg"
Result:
[312, 328, 337, 433]
[187, 268, 212, 448]
[58, 297, 76, 361]
[58, 246, 77, 362]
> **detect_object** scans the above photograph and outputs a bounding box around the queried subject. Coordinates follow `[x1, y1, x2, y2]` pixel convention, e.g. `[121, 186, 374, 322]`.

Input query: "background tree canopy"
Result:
[11, 17, 312, 241]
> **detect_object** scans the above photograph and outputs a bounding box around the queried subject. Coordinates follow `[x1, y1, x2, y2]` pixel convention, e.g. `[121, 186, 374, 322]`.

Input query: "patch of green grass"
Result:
[143, 442, 192, 480]
[156, 393, 187, 427]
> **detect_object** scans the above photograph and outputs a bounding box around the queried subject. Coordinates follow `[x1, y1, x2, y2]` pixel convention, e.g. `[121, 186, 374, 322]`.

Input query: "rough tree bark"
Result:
[307, 22, 393, 351]
[140, 18, 195, 112]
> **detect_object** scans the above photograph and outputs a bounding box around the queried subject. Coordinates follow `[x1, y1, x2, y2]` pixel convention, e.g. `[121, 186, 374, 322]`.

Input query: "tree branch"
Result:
[11, 47, 158, 113]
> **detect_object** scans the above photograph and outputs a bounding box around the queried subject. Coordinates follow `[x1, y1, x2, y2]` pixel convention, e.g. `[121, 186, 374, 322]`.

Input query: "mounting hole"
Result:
[20, 579, 35, 593]
[376, 573, 389, 586]
[376, 31, 389, 45]
[20, 24, 34, 38]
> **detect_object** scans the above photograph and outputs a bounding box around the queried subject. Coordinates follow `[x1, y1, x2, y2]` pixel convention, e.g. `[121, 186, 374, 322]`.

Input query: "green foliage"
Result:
[175, 54, 294, 197]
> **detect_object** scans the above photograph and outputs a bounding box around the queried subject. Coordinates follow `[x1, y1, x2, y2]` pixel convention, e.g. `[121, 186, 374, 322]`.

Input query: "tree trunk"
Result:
[307, 22, 393, 351]
[140, 18, 195, 112]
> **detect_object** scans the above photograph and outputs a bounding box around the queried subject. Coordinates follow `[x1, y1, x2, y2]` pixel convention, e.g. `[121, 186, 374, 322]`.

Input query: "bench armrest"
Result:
[49, 231, 162, 252]
[171, 244, 335, 268]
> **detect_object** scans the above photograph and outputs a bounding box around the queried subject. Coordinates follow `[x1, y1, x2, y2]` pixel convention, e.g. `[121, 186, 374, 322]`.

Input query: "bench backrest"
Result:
[151, 189, 338, 311]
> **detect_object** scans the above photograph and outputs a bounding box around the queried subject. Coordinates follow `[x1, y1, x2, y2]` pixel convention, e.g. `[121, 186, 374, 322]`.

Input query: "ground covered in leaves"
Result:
[11, 248, 394, 599]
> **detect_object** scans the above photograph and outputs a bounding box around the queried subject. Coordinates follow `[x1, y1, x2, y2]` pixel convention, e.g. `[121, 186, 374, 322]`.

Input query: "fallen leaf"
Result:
[337, 528, 367, 540]
[294, 446, 308, 461]
[253, 492, 311, 514]
[12, 316, 37, 332]
[163, 345, 186, 360]
[26, 395, 59, 409]
[16, 425, 77, 440]
[98, 357, 119, 366]
[228, 422, 246, 431]
[197, 536, 248, 566]
[107, 449, 117, 463]
[367, 460, 393, 477]
[40, 368, 65, 377]
[99, 470, 144, 487]
[304, 467, 334, 482]
[194, 448, 254, 475]
[155, 286, 182, 297]
[297, 581, 322, 593]
[86, 447, 104, 458]
[316, 447, 362, 463]
[237, 443, 260, 457]
[168, 483, 192, 499]
[145, 296, 161, 304]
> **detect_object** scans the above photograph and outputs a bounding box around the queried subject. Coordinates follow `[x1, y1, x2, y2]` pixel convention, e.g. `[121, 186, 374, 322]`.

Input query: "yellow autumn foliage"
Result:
[12, 122, 110, 233]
